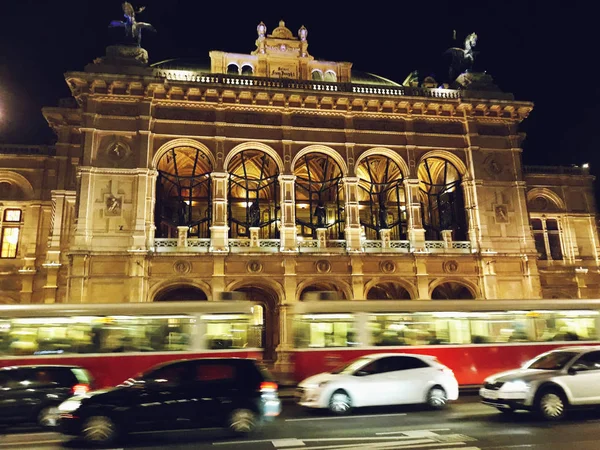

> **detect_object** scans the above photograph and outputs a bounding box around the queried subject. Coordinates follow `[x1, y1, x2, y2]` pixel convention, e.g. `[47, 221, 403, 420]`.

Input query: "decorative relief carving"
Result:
[380, 260, 396, 274]
[315, 260, 331, 273]
[247, 260, 263, 273]
[483, 155, 504, 178]
[530, 196, 549, 211]
[443, 260, 459, 273]
[173, 260, 191, 274]
[104, 195, 123, 217]
[494, 204, 509, 224]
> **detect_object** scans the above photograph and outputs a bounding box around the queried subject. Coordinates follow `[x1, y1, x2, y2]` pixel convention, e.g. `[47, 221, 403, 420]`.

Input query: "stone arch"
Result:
[226, 278, 283, 361]
[224, 142, 284, 174]
[311, 69, 324, 81]
[429, 278, 478, 299]
[296, 278, 352, 301]
[354, 147, 409, 178]
[0, 171, 35, 200]
[291, 145, 348, 176]
[364, 277, 416, 300]
[416, 150, 468, 178]
[152, 138, 216, 170]
[0, 295, 18, 304]
[527, 188, 566, 212]
[324, 70, 337, 82]
[149, 279, 212, 301]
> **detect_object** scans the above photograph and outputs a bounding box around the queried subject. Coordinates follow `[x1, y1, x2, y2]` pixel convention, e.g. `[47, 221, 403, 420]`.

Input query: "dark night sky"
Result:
[0, 0, 597, 173]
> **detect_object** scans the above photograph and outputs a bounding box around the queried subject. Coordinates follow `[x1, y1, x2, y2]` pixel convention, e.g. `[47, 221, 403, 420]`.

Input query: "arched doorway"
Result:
[366, 282, 412, 299]
[299, 283, 348, 300]
[232, 285, 279, 361]
[431, 282, 475, 299]
[154, 286, 208, 301]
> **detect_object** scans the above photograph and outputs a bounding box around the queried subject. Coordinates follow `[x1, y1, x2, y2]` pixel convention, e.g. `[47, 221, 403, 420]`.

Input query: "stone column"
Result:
[461, 179, 483, 251]
[131, 169, 157, 250]
[210, 172, 229, 252]
[278, 174, 297, 252]
[405, 179, 425, 251]
[343, 177, 362, 252]
[249, 227, 260, 247]
[441, 230, 453, 248]
[316, 228, 327, 248]
[72, 169, 93, 249]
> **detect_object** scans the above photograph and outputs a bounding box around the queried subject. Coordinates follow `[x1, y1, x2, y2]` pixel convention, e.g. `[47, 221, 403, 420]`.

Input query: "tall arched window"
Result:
[311, 70, 323, 81]
[227, 150, 279, 239]
[227, 63, 239, 75]
[155, 147, 212, 238]
[418, 157, 467, 240]
[324, 71, 337, 82]
[294, 153, 345, 239]
[241, 65, 253, 76]
[357, 155, 407, 240]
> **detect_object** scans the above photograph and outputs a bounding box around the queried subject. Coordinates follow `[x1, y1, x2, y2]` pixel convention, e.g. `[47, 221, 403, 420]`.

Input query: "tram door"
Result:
[234, 287, 278, 362]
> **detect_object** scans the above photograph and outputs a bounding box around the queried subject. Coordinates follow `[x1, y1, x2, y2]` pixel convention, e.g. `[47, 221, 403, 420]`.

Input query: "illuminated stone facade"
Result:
[1, 21, 599, 362]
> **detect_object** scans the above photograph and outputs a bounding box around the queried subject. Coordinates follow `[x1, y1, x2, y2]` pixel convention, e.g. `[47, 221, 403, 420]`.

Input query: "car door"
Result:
[350, 357, 399, 407]
[562, 350, 600, 404]
[0, 369, 44, 423]
[386, 356, 432, 405]
[188, 361, 239, 427]
[130, 361, 196, 431]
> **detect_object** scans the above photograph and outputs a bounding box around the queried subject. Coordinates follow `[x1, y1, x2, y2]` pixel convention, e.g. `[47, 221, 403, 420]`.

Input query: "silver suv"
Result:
[480, 346, 600, 420]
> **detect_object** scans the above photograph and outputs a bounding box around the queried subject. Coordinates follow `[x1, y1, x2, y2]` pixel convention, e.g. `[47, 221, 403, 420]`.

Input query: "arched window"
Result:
[241, 65, 253, 76]
[294, 153, 345, 239]
[324, 71, 337, 82]
[227, 63, 239, 75]
[431, 282, 475, 299]
[227, 150, 280, 239]
[311, 70, 323, 81]
[418, 157, 467, 240]
[366, 282, 411, 299]
[155, 147, 212, 238]
[357, 155, 407, 240]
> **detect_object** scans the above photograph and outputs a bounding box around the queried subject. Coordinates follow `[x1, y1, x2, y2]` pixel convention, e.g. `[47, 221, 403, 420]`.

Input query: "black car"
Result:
[0, 365, 94, 428]
[58, 357, 281, 445]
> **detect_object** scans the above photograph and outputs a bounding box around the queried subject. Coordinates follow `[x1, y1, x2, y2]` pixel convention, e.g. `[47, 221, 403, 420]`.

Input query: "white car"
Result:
[296, 353, 459, 414]
[480, 346, 600, 420]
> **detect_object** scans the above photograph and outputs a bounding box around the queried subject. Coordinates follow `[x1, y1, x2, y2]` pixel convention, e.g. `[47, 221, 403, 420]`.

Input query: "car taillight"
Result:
[72, 383, 90, 395]
[260, 381, 278, 393]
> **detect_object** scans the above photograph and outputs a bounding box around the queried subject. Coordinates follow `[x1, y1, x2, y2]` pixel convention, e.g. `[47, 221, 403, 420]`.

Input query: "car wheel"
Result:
[536, 389, 567, 421]
[81, 415, 119, 445]
[228, 408, 257, 435]
[426, 386, 448, 409]
[329, 390, 352, 415]
[37, 405, 59, 428]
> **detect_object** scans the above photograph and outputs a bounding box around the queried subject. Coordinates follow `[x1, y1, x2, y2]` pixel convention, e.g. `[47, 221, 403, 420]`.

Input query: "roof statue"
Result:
[445, 32, 478, 81]
[109, 2, 156, 47]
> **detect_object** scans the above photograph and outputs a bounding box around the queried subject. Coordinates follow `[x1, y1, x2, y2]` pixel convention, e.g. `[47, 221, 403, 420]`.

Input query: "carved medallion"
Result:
[315, 260, 331, 274]
[380, 260, 396, 274]
[173, 260, 191, 275]
[106, 141, 129, 161]
[484, 156, 504, 178]
[443, 260, 459, 273]
[247, 260, 263, 273]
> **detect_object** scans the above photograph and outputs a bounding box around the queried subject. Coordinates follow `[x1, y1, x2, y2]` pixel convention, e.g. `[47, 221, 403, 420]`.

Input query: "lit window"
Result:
[0, 209, 22, 258]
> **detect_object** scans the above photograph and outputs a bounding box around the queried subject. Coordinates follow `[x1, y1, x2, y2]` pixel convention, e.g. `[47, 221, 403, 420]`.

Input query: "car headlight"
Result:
[58, 400, 82, 412]
[502, 380, 530, 392]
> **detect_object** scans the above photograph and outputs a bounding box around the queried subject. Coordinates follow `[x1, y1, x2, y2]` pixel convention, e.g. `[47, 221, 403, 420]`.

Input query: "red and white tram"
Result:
[290, 299, 600, 385]
[1, 299, 600, 388]
[0, 301, 263, 388]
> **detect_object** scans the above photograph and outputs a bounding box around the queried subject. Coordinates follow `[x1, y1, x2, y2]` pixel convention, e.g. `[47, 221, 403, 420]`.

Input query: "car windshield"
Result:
[525, 351, 578, 370]
[331, 357, 373, 375]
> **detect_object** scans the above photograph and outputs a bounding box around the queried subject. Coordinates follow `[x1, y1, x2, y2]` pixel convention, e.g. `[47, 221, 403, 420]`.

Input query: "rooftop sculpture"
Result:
[445, 32, 478, 81]
[109, 2, 156, 47]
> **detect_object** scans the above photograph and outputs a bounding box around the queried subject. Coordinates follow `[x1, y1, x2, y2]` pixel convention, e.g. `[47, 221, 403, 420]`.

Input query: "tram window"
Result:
[203, 313, 255, 349]
[293, 314, 355, 348]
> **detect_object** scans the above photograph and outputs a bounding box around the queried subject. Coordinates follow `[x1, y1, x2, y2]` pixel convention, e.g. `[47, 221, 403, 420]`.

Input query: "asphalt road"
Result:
[2, 395, 600, 449]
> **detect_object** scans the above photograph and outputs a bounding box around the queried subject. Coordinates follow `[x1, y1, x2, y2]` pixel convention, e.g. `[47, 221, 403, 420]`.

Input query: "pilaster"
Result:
[343, 177, 362, 252]
[278, 174, 297, 252]
[210, 172, 229, 252]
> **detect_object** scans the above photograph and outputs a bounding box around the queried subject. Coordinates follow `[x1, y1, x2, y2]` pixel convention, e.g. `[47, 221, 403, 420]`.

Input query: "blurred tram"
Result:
[0, 301, 263, 387]
[2, 299, 600, 387]
[290, 299, 600, 385]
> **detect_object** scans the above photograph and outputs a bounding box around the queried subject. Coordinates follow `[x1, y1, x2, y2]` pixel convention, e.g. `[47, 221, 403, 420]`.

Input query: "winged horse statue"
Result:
[109, 2, 156, 47]
[445, 32, 478, 81]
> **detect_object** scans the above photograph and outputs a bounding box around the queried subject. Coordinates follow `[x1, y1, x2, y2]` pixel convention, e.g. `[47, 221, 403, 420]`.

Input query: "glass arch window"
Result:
[294, 153, 345, 239]
[241, 65, 253, 76]
[324, 71, 337, 82]
[357, 155, 406, 240]
[227, 64, 239, 75]
[418, 157, 467, 240]
[227, 150, 280, 239]
[311, 70, 323, 81]
[155, 147, 212, 238]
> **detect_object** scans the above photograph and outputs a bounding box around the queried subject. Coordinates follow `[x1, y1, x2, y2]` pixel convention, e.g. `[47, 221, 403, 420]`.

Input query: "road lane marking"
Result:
[285, 413, 407, 422]
[377, 429, 450, 435]
[272, 439, 306, 448]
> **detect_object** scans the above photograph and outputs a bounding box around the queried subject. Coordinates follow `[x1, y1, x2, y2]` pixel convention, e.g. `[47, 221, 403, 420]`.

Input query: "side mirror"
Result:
[354, 370, 369, 377]
[568, 363, 588, 375]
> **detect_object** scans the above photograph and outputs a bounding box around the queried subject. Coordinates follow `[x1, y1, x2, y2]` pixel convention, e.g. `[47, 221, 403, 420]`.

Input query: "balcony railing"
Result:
[153, 238, 210, 252]
[362, 240, 410, 252]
